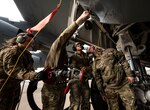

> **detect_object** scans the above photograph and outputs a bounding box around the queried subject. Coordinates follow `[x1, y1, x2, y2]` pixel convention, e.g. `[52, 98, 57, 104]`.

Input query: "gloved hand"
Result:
[35, 67, 53, 81]
[35, 66, 68, 84]
[35, 70, 47, 81]
[40, 67, 57, 84]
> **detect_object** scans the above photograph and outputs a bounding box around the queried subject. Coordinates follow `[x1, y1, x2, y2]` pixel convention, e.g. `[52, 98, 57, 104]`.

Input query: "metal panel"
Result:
[78, 0, 150, 24]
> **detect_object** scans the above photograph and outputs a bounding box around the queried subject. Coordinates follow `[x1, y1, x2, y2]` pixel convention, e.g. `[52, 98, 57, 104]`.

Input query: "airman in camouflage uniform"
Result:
[68, 42, 91, 110]
[0, 33, 39, 110]
[41, 11, 90, 110]
[92, 48, 137, 110]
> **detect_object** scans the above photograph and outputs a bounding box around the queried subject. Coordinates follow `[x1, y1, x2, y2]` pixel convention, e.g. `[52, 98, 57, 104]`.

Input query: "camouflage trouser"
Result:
[41, 83, 66, 110]
[105, 84, 137, 110]
[68, 80, 90, 110]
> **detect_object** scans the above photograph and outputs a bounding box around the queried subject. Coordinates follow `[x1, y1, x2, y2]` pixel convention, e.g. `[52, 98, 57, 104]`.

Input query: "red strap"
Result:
[26, 0, 62, 33]
[64, 82, 71, 94]
[79, 67, 86, 81]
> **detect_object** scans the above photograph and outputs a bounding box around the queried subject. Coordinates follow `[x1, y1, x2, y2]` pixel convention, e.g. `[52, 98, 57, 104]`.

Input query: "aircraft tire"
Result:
[91, 79, 108, 110]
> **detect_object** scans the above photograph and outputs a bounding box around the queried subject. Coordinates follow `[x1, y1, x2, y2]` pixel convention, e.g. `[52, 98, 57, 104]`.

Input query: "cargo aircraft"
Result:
[1, 0, 150, 110]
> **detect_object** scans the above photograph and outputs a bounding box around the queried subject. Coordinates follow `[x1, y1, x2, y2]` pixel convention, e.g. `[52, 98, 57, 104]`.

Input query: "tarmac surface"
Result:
[17, 80, 94, 110]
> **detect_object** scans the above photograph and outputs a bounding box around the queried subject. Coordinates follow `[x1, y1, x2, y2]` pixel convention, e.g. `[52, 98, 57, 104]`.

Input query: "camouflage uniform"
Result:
[92, 48, 137, 110]
[69, 51, 91, 110]
[41, 22, 79, 110]
[0, 46, 36, 110]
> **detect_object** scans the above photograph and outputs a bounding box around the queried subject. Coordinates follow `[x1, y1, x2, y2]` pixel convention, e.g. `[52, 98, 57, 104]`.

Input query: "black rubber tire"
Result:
[91, 79, 108, 110]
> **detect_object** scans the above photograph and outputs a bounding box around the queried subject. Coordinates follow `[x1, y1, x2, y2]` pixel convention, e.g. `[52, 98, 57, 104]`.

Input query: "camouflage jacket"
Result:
[0, 46, 36, 88]
[92, 48, 134, 95]
[45, 22, 78, 68]
[69, 51, 92, 80]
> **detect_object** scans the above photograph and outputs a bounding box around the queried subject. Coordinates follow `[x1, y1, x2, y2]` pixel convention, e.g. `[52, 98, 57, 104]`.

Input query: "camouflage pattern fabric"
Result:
[0, 45, 35, 110]
[41, 22, 79, 110]
[92, 48, 137, 110]
[105, 84, 136, 110]
[68, 51, 91, 110]
[41, 83, 66, 110]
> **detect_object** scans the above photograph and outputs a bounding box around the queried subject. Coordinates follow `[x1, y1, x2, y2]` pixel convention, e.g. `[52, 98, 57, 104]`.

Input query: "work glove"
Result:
[42, 67, 57, 84]
[35, 70, 47, 81]
[35, 67, 53, 81]
[35, 66, 69, 84]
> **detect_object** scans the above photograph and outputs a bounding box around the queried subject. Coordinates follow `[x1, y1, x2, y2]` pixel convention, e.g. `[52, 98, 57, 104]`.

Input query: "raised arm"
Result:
[45, 11, 90, 67]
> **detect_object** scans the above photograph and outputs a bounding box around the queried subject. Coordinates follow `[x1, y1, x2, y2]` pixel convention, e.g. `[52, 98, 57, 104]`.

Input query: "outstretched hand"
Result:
[75, 10, 90, 26]
[127, 76, 135, 84]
